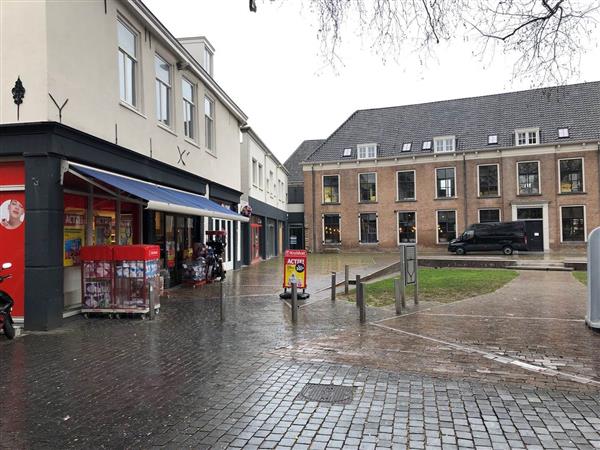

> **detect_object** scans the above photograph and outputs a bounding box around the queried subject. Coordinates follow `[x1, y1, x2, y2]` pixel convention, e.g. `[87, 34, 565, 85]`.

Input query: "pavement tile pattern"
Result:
[1, 254, 600, 449]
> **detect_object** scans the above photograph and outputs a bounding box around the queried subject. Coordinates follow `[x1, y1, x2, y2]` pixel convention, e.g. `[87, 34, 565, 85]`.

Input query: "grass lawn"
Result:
[344, 268, 519, 307]
[573, 271, 587, 285]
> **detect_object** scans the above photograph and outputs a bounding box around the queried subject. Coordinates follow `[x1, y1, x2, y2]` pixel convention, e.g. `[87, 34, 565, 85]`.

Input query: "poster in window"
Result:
[94, 216, 113, 245]
[119, 214, 133, 245]
[64, 213, 86, 267]
[0, 191, 25, 319]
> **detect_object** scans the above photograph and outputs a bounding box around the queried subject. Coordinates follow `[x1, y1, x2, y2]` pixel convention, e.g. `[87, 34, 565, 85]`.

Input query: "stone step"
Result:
[507, 265, 573, 272]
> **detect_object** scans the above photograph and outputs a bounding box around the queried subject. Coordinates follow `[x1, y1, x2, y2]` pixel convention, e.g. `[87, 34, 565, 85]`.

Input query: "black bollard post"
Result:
[355, 274, 361, 308]
[219, 281, 224, 322]
[331, 272, 336, 301]
[359, 282, 366, 323]
[394, 278, 402, 315]
[291, 280, 298, 324]
[344, 265, 349, 295]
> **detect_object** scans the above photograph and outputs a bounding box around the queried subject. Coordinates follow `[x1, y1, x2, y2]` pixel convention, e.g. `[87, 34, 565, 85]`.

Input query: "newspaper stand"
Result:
[81, 246, 115, 316]
[113, 245, 161, 318]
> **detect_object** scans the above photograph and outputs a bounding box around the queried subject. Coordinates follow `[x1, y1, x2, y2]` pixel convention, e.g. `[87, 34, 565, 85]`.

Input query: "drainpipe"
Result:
[462, 152, 468, 229]
[311, 165, 316, 253]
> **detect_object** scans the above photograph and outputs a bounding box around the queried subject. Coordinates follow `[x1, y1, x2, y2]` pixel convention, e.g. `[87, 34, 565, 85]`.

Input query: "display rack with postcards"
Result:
[113, 245, 161, 317]
[182, 257, 207, 288]
[80, 246, 115, 314]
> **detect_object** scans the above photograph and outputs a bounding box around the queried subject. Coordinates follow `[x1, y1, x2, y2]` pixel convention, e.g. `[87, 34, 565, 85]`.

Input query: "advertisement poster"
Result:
[94, 216, 113, 245]
[282, 249, 307, 289]
[119, 214, 133, 245]
[64, 213, 85, 267]
[166, 241, 176, 268]
[0, 162, 25, 319]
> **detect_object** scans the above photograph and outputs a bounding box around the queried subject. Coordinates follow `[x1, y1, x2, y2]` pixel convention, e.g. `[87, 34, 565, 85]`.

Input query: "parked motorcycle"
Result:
[0, 262, 16, 340]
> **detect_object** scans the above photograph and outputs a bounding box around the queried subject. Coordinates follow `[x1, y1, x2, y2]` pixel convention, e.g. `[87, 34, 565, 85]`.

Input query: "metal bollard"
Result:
[219, 281, 224, 322]
[394, 278, 402, 315]
[331, 272, 336, 301]
[359, 283, 366, 324]
[291, 280, 298, 324]
[149, 283, 155, 320]
[355, 274, 361, 308]
[344, 265, 349, 295]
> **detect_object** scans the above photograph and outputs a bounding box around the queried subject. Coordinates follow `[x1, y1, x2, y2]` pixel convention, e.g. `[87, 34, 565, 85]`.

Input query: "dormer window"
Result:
[204, 47, 213, 76]
[515, 128, 539, 146]
[357, 143, 377, 160]
[434, 136, 455, 153]
[488, 134, 498, 145]
[422, 141, 432, 151]
[558, 128, 570, 138]
[342, 148, 352, 157]
[402, 143, 412, 152]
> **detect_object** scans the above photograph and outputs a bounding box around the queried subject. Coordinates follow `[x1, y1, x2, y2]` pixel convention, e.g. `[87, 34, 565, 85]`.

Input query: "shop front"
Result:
[242, 196, 288, 265]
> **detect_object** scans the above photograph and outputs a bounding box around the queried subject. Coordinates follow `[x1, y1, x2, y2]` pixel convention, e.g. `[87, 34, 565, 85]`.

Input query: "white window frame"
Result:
[322, 213, 342, 245]
[478, 208, 502, 224]
[251, 158, 258, 187]
[204, 95, 215, 153]
[357, 143, 377, 160]
[117, 18, 138, 108]
[358, 212, 379, 244]
[396, 170, 416, 201]
[422, 141, 432, 150]
[155, 53, 172, 127]
[402, 142, 412, 152]
[182, 77, 195, 139]
[258, 163, 263, 189]
[434, 136, 456, 153]
[557, 157, 585, 194]
[435, 210, 457, 244]
[397, 210, 418, 245]
[204, 47, 213, 76]
[488, 134, 498, 145]
[322, 174, 340, 204]
[435, 167, 457, 199]
[358, 172, 377, 203]
[342, 148, 352, 157]
[476, 163, 500, 197]
[515, 128, 540, 146]
[516, 160, 541, 195]
[558, 127, 570, 138]
[559, 205, 587, 243]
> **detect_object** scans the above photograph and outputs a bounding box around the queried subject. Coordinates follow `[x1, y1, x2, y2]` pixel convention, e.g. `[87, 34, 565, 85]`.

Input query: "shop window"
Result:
[397, 171, 415, 200]
[436, 168, 456, 198]
[518, 161, 540, 195]
[359, 213, 377, 243]
[437, 210, 456, 243]
[359, 173, 377, 202]
[479, 209, 500, 223]
[323, 214, 341, 244]
[478, 164, 499, 197]
[561, 206, 585, 242]
[559, 159, 583, 193]
[398, 212, 416, 243]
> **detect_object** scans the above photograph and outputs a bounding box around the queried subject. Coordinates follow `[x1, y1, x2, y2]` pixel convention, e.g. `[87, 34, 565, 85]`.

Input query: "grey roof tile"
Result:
[306, 81, 600, 163]
[284, 139, 325, 183]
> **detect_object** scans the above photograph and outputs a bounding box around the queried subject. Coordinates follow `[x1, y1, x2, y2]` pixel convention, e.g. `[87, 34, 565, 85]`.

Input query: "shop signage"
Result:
[64, 213, 85, 226]
[282, 249, 307, 289]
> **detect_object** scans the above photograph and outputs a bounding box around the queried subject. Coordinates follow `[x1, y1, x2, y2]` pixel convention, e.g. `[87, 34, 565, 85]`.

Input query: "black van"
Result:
[448, 221, 528, 255]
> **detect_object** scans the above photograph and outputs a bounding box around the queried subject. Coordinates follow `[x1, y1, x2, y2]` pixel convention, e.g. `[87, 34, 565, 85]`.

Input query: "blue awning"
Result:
[69, 163, 248, 222]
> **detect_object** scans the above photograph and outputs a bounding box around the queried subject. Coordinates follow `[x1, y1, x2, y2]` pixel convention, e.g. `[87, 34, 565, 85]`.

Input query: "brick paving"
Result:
[1, 256, 600, 449]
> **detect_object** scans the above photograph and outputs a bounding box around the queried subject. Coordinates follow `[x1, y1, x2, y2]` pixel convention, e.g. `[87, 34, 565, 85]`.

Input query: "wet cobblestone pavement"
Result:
[1, 255, 600, 449]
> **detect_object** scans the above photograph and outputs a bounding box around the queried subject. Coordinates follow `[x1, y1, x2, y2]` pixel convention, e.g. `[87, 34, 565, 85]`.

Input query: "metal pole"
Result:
[414, 246, 419, 305]
[331, 271, 336, 301]
[220, 281, 224, 322]
[400, 246, 406, 309]
[394, 278, 402, 315]
[344, 265, 349, 295]
[291, 280, 298, 324]
[359, 283, 366, 324]
[148, 280, 155, 320]
[355, 274, 361, 308]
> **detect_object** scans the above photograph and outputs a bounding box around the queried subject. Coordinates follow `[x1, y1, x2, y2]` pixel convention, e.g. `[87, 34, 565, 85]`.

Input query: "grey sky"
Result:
[144, 0, 600, 163]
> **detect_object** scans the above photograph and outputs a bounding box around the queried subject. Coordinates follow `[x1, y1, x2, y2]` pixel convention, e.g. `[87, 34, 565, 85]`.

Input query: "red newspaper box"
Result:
[81, 246, 114, 312]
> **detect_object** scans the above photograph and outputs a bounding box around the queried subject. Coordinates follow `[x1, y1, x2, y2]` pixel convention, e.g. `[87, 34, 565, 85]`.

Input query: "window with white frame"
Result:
[258, 163, 263, 188]
[118, 19, 137, 106]
[422, 141, 432, 151]
[342, 148, 352, 157]
[204, 96, 215, 151]
[559, 158, 583, 193]
[478, 164, 499, 197]
[517, 161, 540, 195]
[436, 167, 456, 198]
[561, 206, 585, 242]
[437, 210, 456, 243]
[357, 144, 377, 160]
[479, 209, 500, 223]
[516, 128, 539, 146]
[182, 78, 195, 139]
[359, 173, 377, 202]
[359, 213, 377, 243]
[488, 134, 498, 145]
[434, 136, 455, 153]
[252, 159, 258, 186]
[155, 55, 171, 126]
[558, 128, 570, 138]
[398, 212, 416, 243]
[402, 142, 412, 152]
[323, 214, 341, 244]
[204, 47, 213, 76]
[323, 175, 339, 203]
[397, 171, 415, 200]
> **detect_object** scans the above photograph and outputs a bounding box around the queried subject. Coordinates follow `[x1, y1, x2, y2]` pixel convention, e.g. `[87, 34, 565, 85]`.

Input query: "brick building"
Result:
[302, 82, 600, 253]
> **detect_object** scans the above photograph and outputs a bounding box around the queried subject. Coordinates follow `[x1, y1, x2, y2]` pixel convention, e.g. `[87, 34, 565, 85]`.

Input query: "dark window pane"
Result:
[397, 171, 415, 200]
[436, 168, 455, 198]
[398, 212, 416, 243]
[360, 213, 377, 243]
[437, 210, 456, 243]
[323, 215, 341, 243]
[478, 165, 498, 197]
[562, 207, 585, 241]
[359, 173, 377, 202]
[323, 176, 339, 203]
[559, 159, 583, 193]
[516, 208, 543, 220]
[479, 209, 500, 223]
[518, 162, 539, 194]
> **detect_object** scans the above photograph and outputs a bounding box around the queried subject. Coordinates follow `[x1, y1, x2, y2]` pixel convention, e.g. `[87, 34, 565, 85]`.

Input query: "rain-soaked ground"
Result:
[1, 252, 600, 449]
